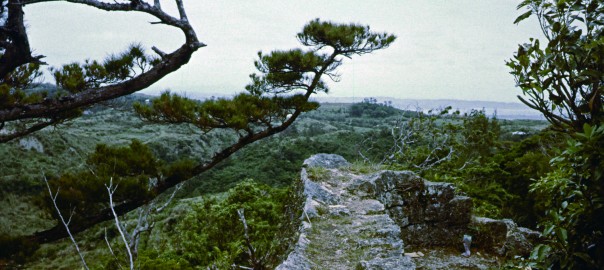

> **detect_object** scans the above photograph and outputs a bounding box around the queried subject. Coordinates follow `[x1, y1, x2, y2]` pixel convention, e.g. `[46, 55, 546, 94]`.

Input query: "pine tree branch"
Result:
[0, 118, 60, 143]
[0, 0, 205, 132]
[23, 19, 396, 247]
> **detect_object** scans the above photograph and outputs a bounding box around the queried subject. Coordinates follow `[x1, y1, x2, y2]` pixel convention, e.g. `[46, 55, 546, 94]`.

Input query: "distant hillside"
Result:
[165, 92, 544, 120]
[313, 96, 544, 120]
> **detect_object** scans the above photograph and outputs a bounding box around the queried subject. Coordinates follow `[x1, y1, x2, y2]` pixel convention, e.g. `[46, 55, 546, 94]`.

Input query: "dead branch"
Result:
[106, 177, 134, 270]
[43, 174, 89, 270]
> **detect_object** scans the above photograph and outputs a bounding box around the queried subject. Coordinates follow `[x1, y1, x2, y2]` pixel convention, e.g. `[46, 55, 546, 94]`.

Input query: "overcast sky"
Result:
[24, 1, 542, 102]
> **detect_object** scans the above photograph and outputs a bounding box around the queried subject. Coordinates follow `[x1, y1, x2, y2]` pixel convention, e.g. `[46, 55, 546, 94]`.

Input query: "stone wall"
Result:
[348, 170, 473, 247]
[277, 154, 540, 269]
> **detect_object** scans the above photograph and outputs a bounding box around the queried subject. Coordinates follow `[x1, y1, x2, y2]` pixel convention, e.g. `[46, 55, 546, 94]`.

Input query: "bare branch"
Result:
[174, 0, 188, 22]
[237, 208, 260, 268]
[43, 174, 89, 270]
[0, 118, 62, 143]
[151, 46, 167, 58]
[106, 177, 134, 270]
[155, 183, 182, 212]
[104, 228, 124, 270]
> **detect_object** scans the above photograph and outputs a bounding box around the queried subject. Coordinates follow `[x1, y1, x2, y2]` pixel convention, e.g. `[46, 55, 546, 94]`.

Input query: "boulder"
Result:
[302, 168, 339, 205]
[303, 153, 350, 169]
[19, 136, 44, 153]
[470, 217, 540, 257]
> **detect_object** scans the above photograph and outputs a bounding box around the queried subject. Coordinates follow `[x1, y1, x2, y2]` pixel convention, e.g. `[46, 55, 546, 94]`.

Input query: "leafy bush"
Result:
[349, 100, 401, 118]
[528, 125, 604, 269]
[174, 180, 299, 269]
[367, 108, 558, 223]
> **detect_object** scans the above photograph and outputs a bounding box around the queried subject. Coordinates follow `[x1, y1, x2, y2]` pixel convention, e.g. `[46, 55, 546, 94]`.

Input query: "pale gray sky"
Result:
[24, 1, 542, 102]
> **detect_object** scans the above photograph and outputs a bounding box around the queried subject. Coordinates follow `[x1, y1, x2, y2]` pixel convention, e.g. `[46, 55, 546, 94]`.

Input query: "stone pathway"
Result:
[304, 169, 414, 270]
[278, 155, 415, 270]
[278, 154, 524, 270]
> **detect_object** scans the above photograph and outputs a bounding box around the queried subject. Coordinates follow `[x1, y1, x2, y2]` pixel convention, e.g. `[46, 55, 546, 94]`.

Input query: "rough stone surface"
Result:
[348, 170, 474, 247]
[302, 153, 350, 169]
[471, 217, 540, 257]
[411, 248, 501, 270]
[302, 169, 340, 205]
[276, 221, 313, 270]
[278, 154, 539, 269]
[19, 136, 44, 153]
[278, 155, 414, 270]
[357, 256, 414, 270]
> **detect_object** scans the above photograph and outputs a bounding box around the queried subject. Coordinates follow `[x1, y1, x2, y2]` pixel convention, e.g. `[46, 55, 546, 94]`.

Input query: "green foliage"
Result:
[136, 19, 395, 138]
[459, 109, 501, 161]
[371, 108, 559, 222]
[187, 130, 366, 194]
[297, 18, 396, 56]
[0, 235, 39, 264]
[135, 250, 193, 270]
[528, 125, 604, 269]
[43, 140, 157, 222]
[508, 0, 604, 131]
[135, 91, 319, 132]
[0, 63, 47, 107]
[2, 63, 44, 90]
[498, 130, 562, 225]
[509, 1, 604, 268]
[88, 139, 159, 177]
[42, 139, 196, 225]
[174, 180, 294, 269]
[52, 44, 159, 93]
[307, 166, 330, 182]
[247, 49, 330, 94]
[349, 99, 400, 118]
[378, 107, 461, 171]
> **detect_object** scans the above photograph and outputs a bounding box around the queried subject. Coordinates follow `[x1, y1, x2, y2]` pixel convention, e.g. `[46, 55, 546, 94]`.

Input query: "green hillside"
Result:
[0, 96, 554, 268]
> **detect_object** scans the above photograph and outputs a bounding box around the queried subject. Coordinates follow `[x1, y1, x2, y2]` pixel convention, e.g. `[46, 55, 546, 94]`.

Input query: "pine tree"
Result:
[2, 8, 395, 249]
[0, 0, 204, 142]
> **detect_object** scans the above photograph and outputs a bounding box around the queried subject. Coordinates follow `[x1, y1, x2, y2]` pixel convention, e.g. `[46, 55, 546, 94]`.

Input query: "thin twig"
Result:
[43, 174, 89, 270]
[106, 177, 134, 270]
[104, 227, 124, 269]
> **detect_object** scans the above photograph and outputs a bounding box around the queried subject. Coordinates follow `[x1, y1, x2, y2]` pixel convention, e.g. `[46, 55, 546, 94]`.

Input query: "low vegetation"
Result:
[1, 96, 558, 268]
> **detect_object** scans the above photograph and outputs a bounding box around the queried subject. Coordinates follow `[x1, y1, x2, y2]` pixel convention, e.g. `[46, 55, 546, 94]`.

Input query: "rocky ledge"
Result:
[277, 154, 539, 269]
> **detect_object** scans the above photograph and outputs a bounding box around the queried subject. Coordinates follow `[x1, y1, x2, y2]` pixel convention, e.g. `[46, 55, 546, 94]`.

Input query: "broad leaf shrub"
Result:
[527, 125, 604, 269]
[173, 179, 302, 269]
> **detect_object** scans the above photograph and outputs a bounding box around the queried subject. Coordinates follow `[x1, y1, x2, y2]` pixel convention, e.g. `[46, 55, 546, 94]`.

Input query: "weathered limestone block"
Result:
[303, 153, 350, 169]
[348, 169, 473, 247]
[356, 256, 415, 270]
[448, 196, 473, 225]
[302, 168, 339, 205]
[471, 217, 540, 257]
